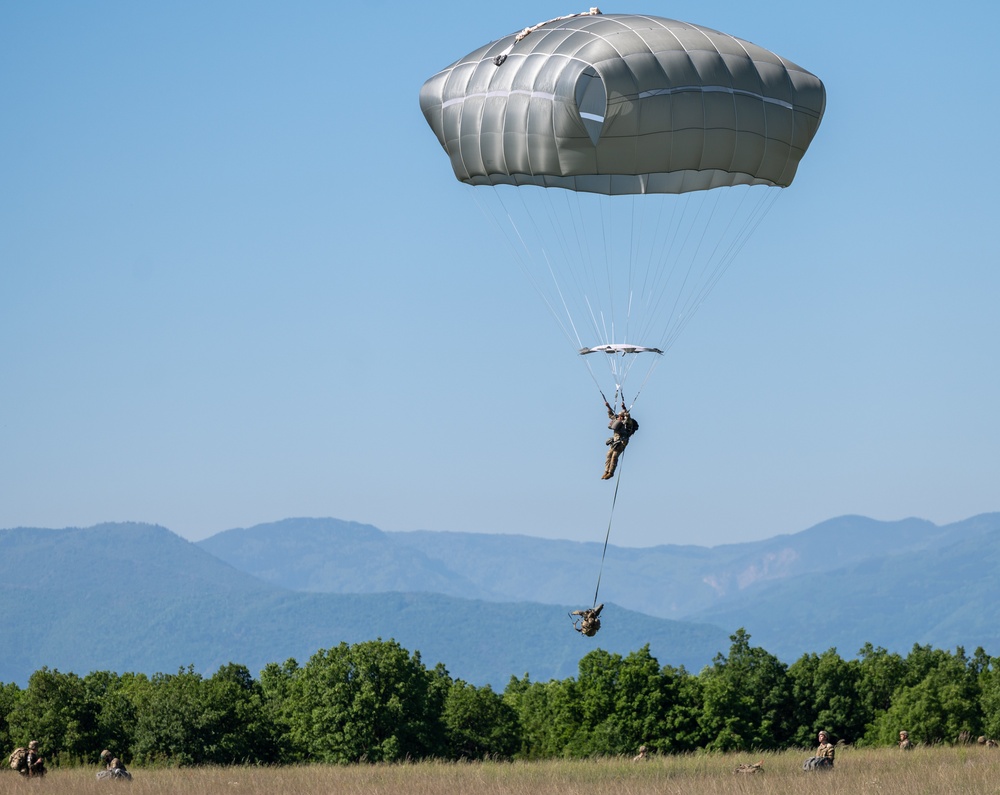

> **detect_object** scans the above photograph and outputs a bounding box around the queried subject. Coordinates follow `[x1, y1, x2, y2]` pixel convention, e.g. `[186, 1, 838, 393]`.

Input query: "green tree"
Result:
[504, 652, 703, 760]
[129, 663, 280, 765]
[284, 638, 448, 763]
[83, 670, 139, 764]
[442, 681, 520, 759]
[129, 668, 203, 765]
[258, 658, 301, 762]
[6, 667, 100, 764]
[978, 652, 1000, 740]
[200, 663, 280, 763]
[503, 675, 580, 759]
[788, 649, 864, 746]
[903, 644, 962, 687]
[664, 668, 705, 753]
[856, 643, 907, 726]
[573, 649, 623, 755]
[597, 647, 669, 755]
[572, 646, 700, 756]
[865, 647, 982, 745]
[0, 681, 22, 752]
[422, 662, 453, 758]
[698, 629, 794, 751]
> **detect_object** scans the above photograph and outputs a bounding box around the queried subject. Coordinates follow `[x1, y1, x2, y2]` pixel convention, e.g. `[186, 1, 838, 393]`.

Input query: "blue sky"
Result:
[2, 1, 997, 548]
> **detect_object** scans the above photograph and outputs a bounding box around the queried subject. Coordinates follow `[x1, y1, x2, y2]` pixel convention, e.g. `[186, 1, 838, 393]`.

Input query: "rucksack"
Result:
[9, 747, 27, 771]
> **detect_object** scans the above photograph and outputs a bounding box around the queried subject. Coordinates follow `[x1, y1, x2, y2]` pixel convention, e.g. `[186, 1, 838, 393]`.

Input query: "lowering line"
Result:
[591, 457, 623, 609]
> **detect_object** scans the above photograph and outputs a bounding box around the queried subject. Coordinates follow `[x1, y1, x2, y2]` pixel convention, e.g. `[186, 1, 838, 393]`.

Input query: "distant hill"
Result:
[6, 513, 999, 689]
[0, 523, 728, 688]
[688, 513, 1000, 659]
[199, 514, 1000, 661]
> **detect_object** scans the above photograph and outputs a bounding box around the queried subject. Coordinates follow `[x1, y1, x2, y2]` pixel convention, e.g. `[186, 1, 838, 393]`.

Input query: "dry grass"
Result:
[3, 746, 999, 795]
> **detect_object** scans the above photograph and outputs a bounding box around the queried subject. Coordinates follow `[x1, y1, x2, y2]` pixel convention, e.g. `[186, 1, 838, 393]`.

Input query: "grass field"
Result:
[3, 746, 999, 795]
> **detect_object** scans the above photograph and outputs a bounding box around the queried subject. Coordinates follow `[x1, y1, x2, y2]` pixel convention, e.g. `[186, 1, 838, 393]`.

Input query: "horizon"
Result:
[4, 510, 997, 549]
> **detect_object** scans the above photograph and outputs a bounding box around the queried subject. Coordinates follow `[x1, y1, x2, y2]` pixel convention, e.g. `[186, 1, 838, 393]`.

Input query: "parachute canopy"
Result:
[419, 12, 826, 196]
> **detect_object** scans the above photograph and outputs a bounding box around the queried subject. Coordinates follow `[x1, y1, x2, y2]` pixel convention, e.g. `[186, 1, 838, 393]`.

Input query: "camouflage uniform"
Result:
[803, 731, 834, 770]
[571, 603, 603, 636]
[735, 761, 764, 774]
[898, 731, 912, 750]
[22, 741, 46, 777]
[817, 741, 835, 761]
[602, 407, 638, 480]
[97, 749, 132, 781]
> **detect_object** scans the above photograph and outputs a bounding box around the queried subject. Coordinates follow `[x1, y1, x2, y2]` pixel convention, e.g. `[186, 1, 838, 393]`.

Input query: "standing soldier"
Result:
[23, 741, 46, 777]
[898, 730, 913, 750]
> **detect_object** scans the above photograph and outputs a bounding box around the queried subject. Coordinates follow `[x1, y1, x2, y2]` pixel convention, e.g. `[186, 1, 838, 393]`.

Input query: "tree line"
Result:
[2, 630, 999, 766]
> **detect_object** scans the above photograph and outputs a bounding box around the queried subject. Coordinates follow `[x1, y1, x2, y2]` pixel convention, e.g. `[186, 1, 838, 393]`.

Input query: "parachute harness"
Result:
[493, 8, 602, 66]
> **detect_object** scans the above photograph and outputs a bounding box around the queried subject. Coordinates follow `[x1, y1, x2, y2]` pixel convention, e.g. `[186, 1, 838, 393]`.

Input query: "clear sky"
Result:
[2, 1, 997, 548]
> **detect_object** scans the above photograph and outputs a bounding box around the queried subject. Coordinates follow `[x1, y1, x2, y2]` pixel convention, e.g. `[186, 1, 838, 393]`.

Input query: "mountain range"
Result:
[200, 513, 1000, 658]
[0, 523, 725, 688]
[2, 513, 998, 688]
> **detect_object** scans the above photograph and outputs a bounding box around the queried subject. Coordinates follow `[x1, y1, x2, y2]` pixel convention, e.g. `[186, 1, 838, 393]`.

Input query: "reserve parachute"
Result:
[419, 10, 826, 403]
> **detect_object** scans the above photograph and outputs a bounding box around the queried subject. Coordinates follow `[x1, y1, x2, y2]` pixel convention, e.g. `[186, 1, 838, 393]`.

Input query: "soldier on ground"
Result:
[802, 730, 835, 770]
[97, 748, 132, 781]
[735, 760, 764, 774]
[898, 730, 912, 750]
